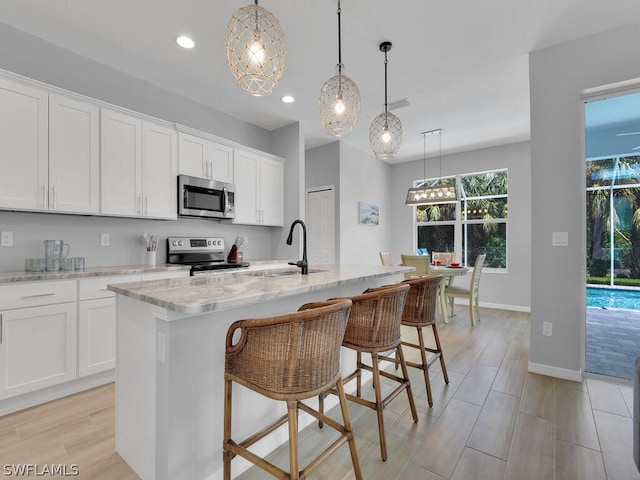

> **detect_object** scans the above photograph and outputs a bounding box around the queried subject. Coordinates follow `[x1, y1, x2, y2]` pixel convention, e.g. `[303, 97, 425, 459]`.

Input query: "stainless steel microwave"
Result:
[178, 175, 235, 220]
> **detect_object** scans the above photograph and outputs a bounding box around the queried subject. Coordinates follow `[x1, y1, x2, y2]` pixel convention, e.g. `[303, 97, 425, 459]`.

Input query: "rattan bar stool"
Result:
[397, 275, 449, 407]
[321, 283, 418, 461]
[223, 298, 362, 480]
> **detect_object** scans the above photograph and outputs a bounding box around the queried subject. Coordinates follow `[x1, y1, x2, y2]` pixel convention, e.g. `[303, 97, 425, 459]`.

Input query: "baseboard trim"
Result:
[528, 362, 583, 382]
[479, 301, 530, 313]
[0, 370, 115, 416]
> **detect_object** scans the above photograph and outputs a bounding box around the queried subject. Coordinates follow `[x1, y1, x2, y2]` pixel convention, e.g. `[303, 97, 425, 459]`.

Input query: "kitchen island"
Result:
[108, 263, 411, 480]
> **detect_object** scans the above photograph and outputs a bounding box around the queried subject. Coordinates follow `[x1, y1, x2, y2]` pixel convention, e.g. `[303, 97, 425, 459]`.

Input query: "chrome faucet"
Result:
[286, 219, 308, 275]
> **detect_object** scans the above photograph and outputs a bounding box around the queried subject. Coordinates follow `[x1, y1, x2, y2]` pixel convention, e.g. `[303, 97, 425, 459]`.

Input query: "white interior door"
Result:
[306, 186, 335, 264]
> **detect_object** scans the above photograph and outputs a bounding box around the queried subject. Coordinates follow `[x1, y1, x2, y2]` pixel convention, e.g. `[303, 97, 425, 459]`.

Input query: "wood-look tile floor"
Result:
[1, 308, 639, 479]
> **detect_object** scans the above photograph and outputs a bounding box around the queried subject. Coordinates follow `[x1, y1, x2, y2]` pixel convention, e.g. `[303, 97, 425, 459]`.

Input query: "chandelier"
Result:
[318, 0, 361, 137]
[226, 0, 286, 96]
[405, 129, 458, 205]
[369, 41, 402, 160]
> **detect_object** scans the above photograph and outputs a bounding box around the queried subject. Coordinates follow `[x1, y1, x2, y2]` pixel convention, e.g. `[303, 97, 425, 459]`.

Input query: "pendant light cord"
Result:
[383, 50, 388, 114]
[438, 130, 442, 179]
[337, 0, 343, 75]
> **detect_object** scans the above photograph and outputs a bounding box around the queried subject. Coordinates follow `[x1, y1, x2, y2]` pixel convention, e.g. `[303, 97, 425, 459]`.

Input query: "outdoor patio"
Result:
[586, 306, 640, 380]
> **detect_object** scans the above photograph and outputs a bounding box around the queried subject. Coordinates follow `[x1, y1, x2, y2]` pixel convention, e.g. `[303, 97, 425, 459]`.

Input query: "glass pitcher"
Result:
[44, 240, 70, 271]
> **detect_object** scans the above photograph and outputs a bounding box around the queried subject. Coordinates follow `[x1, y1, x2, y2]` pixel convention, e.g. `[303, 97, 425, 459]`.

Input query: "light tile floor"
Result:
[587, 307, 640, 380]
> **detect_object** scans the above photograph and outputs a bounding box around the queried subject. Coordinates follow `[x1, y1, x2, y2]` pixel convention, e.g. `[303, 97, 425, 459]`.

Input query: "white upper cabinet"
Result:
[0, 77, 48, 211]
[233, 148, 284, 227]
[49, 94, 100, 214]
[178, 132, 233, 183]
[143, 121, 177, 219]
[100, 108, 143, 217]
[101, 109, 177, 219]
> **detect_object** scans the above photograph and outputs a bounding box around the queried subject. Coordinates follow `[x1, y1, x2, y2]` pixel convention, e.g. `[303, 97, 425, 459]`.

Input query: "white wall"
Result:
[338, 143, 392, 265]
[0, 22, 290, 272]
[529, 20, 640, 380]
[389, 141, 532, 311]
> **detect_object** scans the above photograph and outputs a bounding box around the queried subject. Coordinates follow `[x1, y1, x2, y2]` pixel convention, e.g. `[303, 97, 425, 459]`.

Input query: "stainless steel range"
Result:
[167, 236, 249, 276]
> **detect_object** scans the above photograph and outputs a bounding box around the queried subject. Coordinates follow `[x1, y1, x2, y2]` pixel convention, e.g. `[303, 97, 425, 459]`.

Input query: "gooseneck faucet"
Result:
[286, 219, 308, 275]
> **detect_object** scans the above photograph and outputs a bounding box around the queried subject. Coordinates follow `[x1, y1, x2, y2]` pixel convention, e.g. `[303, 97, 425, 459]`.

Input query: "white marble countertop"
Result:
[108, 264, 412, 315]
[0, 264, 191, 283]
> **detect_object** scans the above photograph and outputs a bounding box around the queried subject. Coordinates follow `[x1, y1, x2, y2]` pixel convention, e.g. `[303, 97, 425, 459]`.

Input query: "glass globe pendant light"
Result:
[369, 41, 402, 160]
[318, 0, 361, 137]
[226, 0, 286, 96]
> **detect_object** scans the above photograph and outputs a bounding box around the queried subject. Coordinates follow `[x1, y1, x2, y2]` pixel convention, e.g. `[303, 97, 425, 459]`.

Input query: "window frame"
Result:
[413, 168, 508, 271]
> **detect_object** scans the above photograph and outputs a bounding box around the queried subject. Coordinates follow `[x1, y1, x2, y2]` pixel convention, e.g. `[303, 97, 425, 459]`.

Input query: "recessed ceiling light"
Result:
[281, 95, 295, 104]
[176, 36, 195, 49]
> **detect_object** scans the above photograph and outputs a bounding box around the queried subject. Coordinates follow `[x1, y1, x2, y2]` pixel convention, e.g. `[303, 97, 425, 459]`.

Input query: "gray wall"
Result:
[339, 143, 392, 265]
[0, 21, 290, 272]
[529, 20, 640, 379]
[389, 141, 532, 311]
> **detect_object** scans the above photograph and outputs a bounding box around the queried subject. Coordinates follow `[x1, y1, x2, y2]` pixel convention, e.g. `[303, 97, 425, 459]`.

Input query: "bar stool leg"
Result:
[397, 344, 418, 422]
[432, 324, 449, 384]
[223, 377, 233, 480]
[287, 400, 300, 480]
[356, 351, 363, 398]
[336, 378, 363, 480]
[416, 327, 434, 407]
[370, 353, 388, 461]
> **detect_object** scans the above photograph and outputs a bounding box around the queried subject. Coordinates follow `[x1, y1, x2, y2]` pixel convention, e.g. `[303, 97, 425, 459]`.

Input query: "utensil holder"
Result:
[147, 251, 156, 266]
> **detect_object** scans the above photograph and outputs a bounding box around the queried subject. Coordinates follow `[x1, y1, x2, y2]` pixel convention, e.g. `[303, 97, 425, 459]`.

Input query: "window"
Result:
[415, 169, 508, 268]
[586, 155, 640, 286]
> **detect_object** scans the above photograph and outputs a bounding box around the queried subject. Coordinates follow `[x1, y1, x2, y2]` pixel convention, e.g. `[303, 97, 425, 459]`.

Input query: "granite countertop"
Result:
[0, 264, 191, 283]
[107, 264, 412, 315]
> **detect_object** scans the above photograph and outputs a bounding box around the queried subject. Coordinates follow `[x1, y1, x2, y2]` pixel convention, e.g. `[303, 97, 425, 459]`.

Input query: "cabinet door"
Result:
[49, 94, 100, 214]
[0, 78, 48, 211]
[143, 121, 177, 219]
[100, 109, 143, 216]
[233, 149, 260, 225]
[259, 157, 284, 226]
[78, 298, 116, 377]
[208, 142, 234, 183]
[178, 132, 208, 178]
[0, 303, 77, 399]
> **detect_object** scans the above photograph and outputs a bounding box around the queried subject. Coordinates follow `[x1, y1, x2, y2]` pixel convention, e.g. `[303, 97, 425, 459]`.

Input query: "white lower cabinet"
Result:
[0, 270, 190, 402]
[77, 274, 139, 377]
[0, 302, 77, 400]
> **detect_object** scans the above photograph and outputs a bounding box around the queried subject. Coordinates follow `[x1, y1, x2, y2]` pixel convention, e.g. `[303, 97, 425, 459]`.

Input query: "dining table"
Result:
[428, 265, 470, 323]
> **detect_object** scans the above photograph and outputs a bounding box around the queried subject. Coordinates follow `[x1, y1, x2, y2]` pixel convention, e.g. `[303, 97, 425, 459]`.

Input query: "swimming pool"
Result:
[587, 286, 640, 310]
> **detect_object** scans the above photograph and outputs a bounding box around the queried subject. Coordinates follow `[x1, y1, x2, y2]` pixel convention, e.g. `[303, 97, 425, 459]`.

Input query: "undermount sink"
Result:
[248, 268, 327, 278]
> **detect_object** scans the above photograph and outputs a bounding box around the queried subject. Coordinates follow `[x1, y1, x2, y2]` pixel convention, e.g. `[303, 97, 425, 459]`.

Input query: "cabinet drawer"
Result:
[0, 280, 77, 310]
[79, 275, 141, 301]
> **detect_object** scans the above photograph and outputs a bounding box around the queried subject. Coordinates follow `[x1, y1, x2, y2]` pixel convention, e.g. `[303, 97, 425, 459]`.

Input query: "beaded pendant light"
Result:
[226, 0, 286, 96]
[369, 41, 402, 160]
[318, 0, 361, 137]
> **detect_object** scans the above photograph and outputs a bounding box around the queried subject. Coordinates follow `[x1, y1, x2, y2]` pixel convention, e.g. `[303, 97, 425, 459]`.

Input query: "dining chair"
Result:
[223, 298, 362, 480]
[400, 254, 430, 279]
[445, 253, 486, 326]
[320, 283, 418, 461]
[431, 251, 456, 266]
[379, 251, 394, 266]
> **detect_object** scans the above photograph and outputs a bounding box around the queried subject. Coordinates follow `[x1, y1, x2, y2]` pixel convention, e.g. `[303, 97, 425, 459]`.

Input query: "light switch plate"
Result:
[552, 231, 568, 247]
[0, 231, 13, 247]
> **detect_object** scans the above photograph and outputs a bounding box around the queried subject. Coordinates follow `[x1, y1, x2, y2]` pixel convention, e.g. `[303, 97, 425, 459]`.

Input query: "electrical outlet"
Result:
[0, 231, 13, 247]
[100, 233, 110, 247]
[542, 321, 553, 336]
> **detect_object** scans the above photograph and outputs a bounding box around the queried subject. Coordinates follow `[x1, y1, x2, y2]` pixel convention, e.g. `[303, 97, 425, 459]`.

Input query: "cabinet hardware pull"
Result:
[0, 313, 3, 344]
[52, 185, 57, 210]
[22, 292, 56, 299]
[41, 184, 46, 209]
[100, 287, 109, 291]
[144, 196, 148, 216]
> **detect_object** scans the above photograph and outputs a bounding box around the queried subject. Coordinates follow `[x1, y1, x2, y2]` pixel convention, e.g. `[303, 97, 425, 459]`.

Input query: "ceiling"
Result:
[2, 0, 640, 163]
